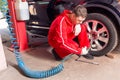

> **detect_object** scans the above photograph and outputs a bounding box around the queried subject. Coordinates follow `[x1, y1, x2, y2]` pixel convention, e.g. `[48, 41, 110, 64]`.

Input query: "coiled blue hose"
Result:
[1, 0, 72, 78]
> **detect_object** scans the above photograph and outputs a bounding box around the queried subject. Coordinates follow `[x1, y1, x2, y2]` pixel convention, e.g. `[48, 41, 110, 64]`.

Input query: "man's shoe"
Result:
[51, 49, 62, 61]
[82, 54, 94, 60]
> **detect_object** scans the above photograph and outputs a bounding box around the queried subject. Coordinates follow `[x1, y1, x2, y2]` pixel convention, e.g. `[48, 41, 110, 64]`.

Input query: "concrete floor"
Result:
[1, 40, 120, 80]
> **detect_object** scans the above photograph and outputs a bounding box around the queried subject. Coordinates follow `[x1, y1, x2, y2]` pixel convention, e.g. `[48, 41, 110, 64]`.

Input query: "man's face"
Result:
[75, 16, 86, 24]
[72, 14, 86, 24]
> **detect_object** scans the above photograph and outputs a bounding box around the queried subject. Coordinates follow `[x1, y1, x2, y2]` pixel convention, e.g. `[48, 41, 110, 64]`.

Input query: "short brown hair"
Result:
[72, 5, 87, 18]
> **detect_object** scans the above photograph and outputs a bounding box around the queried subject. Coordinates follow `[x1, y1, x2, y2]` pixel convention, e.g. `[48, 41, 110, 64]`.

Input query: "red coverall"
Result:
[48, 10, 90, 58]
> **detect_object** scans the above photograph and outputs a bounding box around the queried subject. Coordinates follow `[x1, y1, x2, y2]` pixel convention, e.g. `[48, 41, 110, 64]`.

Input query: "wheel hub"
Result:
[90, 31, 98, 40]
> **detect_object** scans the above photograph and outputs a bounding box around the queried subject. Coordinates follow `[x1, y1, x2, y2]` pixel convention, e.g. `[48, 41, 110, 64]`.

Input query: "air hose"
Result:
[2, 0, 72, 78]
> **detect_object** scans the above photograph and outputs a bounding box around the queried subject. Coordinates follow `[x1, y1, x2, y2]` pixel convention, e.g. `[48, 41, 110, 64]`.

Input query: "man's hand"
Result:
[74, 24, 81, 36]
[81, 46, 88, 55]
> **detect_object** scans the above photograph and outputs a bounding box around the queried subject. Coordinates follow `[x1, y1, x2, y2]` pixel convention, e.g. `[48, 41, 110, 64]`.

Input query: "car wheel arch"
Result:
[85, 3, 120, 27]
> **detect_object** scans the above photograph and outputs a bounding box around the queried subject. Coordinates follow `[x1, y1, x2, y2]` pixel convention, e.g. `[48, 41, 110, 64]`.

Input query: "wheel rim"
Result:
[84, 20, 109, 51]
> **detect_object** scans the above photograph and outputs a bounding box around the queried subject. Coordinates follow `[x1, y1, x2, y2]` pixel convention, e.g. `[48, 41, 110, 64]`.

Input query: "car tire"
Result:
[84, 13, 118, 56]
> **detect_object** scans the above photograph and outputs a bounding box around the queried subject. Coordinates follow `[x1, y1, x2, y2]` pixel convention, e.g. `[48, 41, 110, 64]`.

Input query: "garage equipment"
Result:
[14, 0, 30, 20]
[75, 55, 99, 65]
[7, 0, 29, 51]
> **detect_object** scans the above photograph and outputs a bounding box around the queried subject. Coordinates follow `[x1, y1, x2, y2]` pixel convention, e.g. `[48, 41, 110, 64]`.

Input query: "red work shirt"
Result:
[48, 10, 90, 56]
